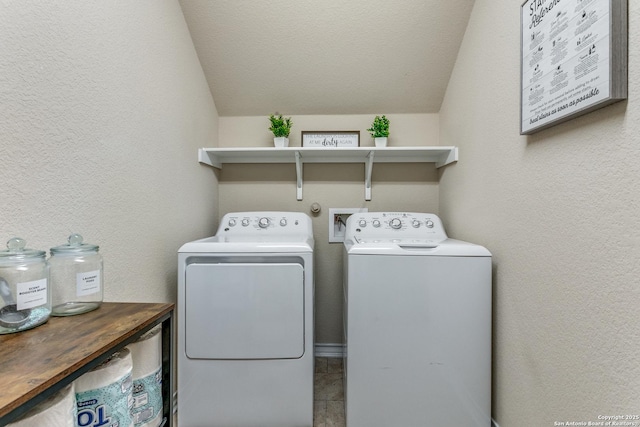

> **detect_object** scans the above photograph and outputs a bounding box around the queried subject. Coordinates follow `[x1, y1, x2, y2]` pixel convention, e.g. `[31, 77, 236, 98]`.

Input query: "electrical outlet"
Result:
[329, 208, 368, 243]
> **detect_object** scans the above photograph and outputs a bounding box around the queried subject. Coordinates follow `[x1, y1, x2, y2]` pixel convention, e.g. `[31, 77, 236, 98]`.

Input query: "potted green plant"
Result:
[268, 114, 293, 147]
[367, 115, 390, 147]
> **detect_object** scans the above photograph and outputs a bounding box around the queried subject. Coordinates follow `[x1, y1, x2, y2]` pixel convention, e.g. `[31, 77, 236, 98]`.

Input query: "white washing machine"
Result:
[343, 212, 492, 427]
[178, 212, 314, 427]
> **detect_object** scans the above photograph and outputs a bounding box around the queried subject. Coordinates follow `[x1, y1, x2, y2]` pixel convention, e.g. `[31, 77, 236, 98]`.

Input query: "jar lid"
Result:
[0, 237, 46, 260]
[50, 233, 99, 254]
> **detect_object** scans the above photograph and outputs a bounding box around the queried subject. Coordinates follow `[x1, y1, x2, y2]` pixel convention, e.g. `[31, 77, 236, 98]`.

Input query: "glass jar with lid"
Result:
[0, 237, 51, 334]
[50, 233, 103, 316]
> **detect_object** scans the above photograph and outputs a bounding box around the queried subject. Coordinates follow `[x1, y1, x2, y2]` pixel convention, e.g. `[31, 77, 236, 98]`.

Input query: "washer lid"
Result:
[345, 238, 491, 257]
[353, 237, 440, 246]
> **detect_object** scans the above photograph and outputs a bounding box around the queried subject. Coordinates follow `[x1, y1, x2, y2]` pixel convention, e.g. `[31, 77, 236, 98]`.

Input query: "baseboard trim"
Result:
[314, 343, 345, 358]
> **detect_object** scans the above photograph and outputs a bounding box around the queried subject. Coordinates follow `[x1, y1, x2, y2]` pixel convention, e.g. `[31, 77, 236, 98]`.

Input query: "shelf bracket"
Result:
[365, 151, 375, 201]
[295, 151, 303, 200]
[435, 147, 459, 168]
[198, 148, 221, 168]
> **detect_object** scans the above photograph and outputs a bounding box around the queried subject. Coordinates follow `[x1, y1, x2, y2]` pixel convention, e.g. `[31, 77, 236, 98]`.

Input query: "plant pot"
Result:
[374, 137, 388, 147]
[274, 137, 289, 147]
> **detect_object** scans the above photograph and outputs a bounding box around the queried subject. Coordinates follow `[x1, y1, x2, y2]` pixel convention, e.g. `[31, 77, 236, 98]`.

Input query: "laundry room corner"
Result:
[4, 0, 639, 425]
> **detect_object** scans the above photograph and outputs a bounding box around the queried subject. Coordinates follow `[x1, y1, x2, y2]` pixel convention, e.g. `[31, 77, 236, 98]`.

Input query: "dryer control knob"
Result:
[358, 219, 367, 227]
[425, 220, 434, 228]
[228, 219, 237, 227]
[372, 220, 381, 228]
[241, 219, 250, 227]
[389, 218, 402, 229]
[258, 217, 271, 228]
[280, 218, 287, 227]
[412, 220, 421, 228]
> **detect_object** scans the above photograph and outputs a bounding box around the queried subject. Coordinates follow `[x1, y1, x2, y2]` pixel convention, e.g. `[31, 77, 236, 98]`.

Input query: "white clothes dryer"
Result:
[343, 212, 491, 427]
[178, 212, 314, 427]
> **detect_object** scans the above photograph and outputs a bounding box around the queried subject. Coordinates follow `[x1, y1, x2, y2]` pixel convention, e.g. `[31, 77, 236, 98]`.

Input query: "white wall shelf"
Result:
[198, 146, 458, 201]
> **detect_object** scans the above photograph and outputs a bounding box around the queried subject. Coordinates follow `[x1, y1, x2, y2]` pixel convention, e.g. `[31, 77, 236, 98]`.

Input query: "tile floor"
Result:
[173, 357, 346, 427]
[314, 357, 345, 427]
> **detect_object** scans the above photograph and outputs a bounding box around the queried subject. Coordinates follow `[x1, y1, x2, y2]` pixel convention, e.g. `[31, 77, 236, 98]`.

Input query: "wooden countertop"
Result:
[0, 302, 174, 419]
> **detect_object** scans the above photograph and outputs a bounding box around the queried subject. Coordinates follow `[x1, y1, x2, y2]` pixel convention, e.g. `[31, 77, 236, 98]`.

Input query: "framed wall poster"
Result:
[301, 131, 360, 148]
[520, 0, 627, 135]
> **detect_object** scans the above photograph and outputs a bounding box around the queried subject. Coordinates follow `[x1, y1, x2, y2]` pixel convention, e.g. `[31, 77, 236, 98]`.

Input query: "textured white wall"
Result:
[0, 1, 219, 304]
[439, 1, 640, 425]
[218, 114, 440, 343]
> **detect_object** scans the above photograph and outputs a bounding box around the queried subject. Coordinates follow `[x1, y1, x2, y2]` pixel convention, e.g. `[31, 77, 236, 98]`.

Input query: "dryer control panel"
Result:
[345, 212, 448, 242]
[217, 211, 313, 237]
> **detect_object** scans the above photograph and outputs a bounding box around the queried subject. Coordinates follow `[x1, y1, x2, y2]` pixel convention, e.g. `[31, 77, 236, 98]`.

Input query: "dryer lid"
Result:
[179, 235, 313, 253]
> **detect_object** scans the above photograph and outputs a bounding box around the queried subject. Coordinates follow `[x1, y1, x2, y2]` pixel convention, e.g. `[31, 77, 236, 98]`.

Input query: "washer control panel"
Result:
[345, 212, 447, 241]
[216, 211, 312, 236]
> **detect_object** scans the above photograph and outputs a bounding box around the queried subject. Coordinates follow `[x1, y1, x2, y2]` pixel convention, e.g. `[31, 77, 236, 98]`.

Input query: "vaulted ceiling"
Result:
[179, 0, 475, 116]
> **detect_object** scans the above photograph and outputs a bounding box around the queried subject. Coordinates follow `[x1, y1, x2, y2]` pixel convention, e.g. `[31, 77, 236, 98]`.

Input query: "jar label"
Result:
[16, 278, 48, 310]
[77, 270, 101, 297]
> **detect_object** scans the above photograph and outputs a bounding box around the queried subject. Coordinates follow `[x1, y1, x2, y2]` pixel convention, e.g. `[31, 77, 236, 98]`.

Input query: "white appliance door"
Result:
[185, 262, 305, 359]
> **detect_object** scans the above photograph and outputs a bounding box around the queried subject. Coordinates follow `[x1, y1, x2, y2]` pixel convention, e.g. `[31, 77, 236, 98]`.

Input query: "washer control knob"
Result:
[258, 217, 271, 228]
[228, 219, 237, 227]
[389, 218, 402, 229]
[372, 220, 381, 228]
[425, 220, 434, 228]
[280, 218, 287, 227]
[241, 219, 250, 227]
[358, 219, 367, 228]
[412, 220, 421, 228]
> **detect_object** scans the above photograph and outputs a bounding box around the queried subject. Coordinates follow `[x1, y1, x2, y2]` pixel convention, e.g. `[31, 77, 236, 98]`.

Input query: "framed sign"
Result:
[520, 0, 627, 135]
[301, 131, 360, 148]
